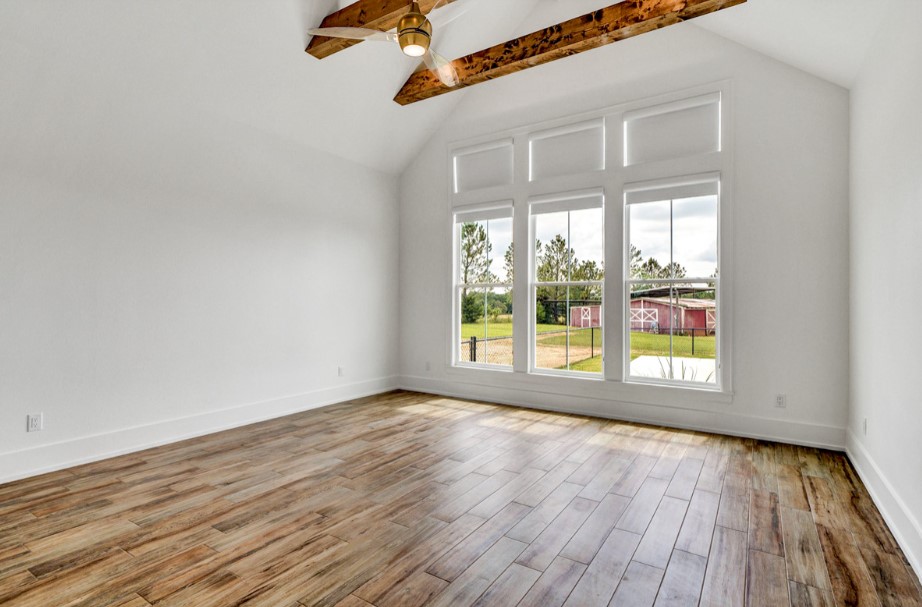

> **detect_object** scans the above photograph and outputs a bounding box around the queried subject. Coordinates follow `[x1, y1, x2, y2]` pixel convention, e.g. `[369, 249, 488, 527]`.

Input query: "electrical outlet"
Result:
[27, 413, 44, 432]
[337, 366, 344, 377]
[775, 394, 787, 409]
[863, 418, 868, 436]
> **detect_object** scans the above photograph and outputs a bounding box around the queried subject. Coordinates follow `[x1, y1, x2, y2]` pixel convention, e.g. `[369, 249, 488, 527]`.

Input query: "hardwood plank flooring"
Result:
[0, 390, 918, 606]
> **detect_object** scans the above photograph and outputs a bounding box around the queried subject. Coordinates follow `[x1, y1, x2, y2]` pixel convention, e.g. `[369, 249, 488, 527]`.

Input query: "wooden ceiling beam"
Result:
[394, 0, 746, 106]
[306, 0, 459, 60]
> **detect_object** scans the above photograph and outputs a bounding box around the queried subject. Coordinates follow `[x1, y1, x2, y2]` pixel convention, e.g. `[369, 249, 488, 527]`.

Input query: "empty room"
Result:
[1, 0, 920, 605]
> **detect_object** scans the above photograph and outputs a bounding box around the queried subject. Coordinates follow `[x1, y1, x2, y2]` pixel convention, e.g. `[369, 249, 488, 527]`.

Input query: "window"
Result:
[448, 87, 729, 395]
[531, 191, 604, 375]
[625, 177, 720, 386]
[454, 206, 513, 368]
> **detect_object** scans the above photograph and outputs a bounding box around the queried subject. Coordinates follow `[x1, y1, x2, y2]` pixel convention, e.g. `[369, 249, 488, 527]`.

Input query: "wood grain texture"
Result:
[789, 581, 835, 607]
[0, 391, 917, 606]
[782, 506, 832, 590]
[699, 526, 746, 607]
[393, 0, 748, 105]
[748, 549, 790, 607]
[610, 560, 665, 607]
[816, 524, 881, 607]
[654, 549, 707, 606]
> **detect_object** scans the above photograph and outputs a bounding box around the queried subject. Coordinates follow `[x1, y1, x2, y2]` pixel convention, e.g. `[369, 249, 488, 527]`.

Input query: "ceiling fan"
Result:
[308, 0, 460, 88]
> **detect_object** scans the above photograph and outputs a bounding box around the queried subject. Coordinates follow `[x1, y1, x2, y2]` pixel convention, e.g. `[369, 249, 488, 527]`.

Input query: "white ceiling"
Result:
[693, 0, 888, 89]
[0, 0, 886, 177]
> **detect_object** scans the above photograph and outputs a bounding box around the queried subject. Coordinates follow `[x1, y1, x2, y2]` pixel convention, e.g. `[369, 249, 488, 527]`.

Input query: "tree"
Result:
[572, 259, 604, 300]
[638, 257, 663, 280]
[460, 223, 494, 286]
[661, 262, 687, 280]
[537, 235, 574, 324]
[632, 255, 688, 293]
[537, 235, 571, 283]
[503, 242, 514, 284]
[459, 223, 495, 323]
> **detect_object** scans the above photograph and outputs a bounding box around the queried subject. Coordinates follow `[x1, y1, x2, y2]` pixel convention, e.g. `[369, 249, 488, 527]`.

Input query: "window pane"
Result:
[458, 217, 512, 285]
[535, 287, 602, 374]
[672, 195, 717, 279]
[629, 283, 716, 384]
[629, 200, 671, 281]
[459, 287, 513, 366]
[535, 211, 571, 282]
[629, 286, 674, 380]
[569, 207, 604, 278]
[488, 217, 513, 283]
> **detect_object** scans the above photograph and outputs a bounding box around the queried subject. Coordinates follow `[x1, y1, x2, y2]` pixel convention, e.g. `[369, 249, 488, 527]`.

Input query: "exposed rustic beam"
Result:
[394, 0, 746, 106]
[306, 0, 459, 60]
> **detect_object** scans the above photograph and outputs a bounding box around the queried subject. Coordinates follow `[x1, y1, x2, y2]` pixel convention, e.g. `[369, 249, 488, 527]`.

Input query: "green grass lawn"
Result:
[460, 322, 564, 339]
[630, 331, 715, 359]
[567, 356, 603, 373]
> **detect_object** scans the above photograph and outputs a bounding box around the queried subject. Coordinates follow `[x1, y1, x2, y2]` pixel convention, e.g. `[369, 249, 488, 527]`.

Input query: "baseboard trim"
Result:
[400, 375, 846, 450]
[0, 376, 399, 486]
[846, 430, 922, 581]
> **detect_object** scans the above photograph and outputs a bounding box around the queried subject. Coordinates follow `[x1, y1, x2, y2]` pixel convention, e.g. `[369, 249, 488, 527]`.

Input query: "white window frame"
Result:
[529, 189, 605, 378]
[446, 82, 734, 405]
[623, 174, 722, 390]
[452, 203, 514, 371]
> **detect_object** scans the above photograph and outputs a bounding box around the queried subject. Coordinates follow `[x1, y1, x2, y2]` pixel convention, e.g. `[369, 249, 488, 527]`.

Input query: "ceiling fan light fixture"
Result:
[398, 1, 432, 57]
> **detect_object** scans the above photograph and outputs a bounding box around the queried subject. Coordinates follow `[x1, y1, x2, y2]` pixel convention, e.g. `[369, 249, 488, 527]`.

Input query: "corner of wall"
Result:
[846, 431, 922, 580]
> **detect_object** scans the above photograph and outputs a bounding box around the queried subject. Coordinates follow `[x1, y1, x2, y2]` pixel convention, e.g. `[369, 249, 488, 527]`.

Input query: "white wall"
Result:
[399, 24, 850, 448]
[0, 7, 400, 482]
[848, 0, 922, 576]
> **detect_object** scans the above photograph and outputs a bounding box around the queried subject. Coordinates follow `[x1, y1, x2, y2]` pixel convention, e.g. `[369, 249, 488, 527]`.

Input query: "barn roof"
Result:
[630, 286, 714, 299]
[632, 297, 716, 311]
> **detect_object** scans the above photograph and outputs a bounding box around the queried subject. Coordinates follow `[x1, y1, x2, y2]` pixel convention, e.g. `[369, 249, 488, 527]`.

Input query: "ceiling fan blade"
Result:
[422, 48, 459, 88]
[427, 0, 454, 14]
[426, 0, 481, 29]
[307, 27, 397, 43]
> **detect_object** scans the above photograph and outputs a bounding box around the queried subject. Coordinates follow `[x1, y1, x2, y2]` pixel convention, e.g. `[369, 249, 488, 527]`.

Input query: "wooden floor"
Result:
[0, 392, 919, 607]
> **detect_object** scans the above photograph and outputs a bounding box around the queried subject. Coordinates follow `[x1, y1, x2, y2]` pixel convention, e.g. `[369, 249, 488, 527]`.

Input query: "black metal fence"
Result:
[460, 335, 514, 365]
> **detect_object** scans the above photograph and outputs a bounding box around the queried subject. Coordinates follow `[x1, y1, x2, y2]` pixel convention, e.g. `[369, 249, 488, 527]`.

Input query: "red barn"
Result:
[570, 305, 602, 328]
[630, 297, 716, 333]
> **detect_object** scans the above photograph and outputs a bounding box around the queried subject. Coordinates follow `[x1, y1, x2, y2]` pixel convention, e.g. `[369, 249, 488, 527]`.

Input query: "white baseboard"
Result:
[399, 375, 846, 451]
[0, 376, 399, 486]
[846, 430, 922, 581]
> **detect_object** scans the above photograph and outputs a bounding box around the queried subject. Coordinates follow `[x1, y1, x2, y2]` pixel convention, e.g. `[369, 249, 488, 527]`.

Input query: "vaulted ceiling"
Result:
[0, 0, 887, 176]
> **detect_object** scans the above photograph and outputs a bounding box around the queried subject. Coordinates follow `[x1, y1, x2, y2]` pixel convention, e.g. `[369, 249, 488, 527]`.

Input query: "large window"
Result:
[448, 88, 728, 394]
[454, 206, 513, 368]
[532, 192, 604, 376]
[625, 178, 720, 386]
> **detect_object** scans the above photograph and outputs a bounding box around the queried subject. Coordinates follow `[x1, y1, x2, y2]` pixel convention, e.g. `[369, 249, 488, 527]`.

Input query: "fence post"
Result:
[692, 329, 695, 356]
[591, 327, 595, 359]
[470, 336, 477, 363]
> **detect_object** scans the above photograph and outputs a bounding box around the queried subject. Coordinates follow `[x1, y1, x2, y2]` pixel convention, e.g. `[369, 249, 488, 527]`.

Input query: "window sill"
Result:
[444, 364, 734, 408]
